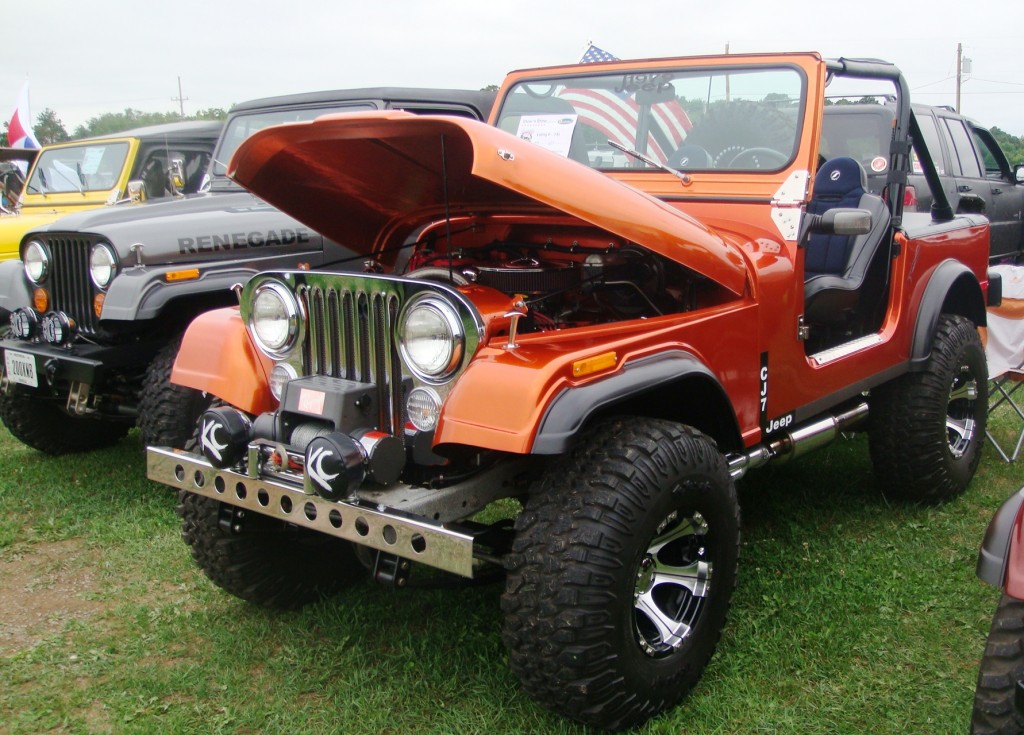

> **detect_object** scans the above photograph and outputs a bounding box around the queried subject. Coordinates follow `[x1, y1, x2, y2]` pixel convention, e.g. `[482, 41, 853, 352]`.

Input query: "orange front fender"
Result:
[172, 307, 275, 416]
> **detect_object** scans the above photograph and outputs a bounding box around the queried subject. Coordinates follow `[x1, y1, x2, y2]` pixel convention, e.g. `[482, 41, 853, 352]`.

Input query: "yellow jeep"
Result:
[0, 120, 221, 259]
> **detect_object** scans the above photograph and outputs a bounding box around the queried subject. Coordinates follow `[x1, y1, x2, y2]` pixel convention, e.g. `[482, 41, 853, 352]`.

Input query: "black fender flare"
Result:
[100, 267, 258, 321]
[532, 350, 742, 454]
[909, 259, 986, 369]
[977, 486, 1024, 589]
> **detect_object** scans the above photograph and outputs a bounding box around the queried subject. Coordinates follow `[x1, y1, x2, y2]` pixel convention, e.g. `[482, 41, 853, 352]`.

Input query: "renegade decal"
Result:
[177, 228, 311, 254]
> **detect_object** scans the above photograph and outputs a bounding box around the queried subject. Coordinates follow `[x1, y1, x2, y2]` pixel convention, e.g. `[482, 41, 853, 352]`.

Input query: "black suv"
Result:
[822, 103, 1024, 262]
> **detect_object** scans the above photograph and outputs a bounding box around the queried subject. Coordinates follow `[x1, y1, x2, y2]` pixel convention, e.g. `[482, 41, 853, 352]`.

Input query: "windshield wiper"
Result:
[607, 140, 691, 184]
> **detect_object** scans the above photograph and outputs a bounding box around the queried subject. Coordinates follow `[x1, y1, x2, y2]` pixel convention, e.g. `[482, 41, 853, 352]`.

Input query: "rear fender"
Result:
[910, 260, 986, 369]
[172, 306, 275, 415]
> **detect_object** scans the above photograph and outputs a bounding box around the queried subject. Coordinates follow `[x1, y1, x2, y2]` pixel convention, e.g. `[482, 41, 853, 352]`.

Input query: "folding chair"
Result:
[984, 266, 1024, 462]
[987, 367, 1024, 462]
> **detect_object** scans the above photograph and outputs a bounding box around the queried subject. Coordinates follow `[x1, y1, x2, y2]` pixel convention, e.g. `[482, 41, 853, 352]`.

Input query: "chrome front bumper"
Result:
[147, 446, 478, 577]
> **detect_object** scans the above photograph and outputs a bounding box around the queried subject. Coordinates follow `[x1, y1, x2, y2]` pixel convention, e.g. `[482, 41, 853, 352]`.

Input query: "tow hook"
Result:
[218, 504, 246, 534]
[373, 551, 411, 587]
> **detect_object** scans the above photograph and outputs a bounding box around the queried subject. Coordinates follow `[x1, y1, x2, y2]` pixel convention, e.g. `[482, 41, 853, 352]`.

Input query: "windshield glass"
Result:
[496, 66, 805, 172]
[212, 103, 377, 177]
[26, 142, 130, 194]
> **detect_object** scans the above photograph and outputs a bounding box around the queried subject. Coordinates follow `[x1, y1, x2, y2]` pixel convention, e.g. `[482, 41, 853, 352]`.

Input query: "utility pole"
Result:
[172, 77, 188, 119]
[956, 43, 962, 113]
[955, 44, 972, 113]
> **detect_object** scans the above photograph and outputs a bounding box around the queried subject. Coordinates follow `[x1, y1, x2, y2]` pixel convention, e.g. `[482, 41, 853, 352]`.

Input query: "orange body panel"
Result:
[172, 307, 275, 416]
[174, 52, 990, 459]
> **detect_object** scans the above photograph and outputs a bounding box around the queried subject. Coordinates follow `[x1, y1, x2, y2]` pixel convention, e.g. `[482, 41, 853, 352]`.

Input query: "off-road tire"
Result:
[137, 337, 212, 449]
[869, 313, 987, 502]
[972, 594, 1024, 734]
[501, 417, 740, 730]
[178, 491, 366, 610]
[0, 393, 130, 455]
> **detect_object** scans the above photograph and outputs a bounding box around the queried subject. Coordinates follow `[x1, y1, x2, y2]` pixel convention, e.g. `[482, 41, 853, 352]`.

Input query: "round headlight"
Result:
[250, 281, 301, 356]
[399, 295, 464, 382]
[89, 242, 118, 290]
[23, 240, 49, 284]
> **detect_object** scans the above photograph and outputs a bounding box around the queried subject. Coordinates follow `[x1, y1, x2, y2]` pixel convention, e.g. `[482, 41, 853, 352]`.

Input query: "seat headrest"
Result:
[813, 157, 867, 200]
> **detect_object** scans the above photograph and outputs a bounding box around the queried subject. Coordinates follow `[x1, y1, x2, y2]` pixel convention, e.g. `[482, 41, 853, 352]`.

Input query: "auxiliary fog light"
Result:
[269, 363, 298, 401]
[41, 312, 76, 346]
[198, 407, 252, 468]
[10, 308, 39, 340]
[406, 387, 442, 432]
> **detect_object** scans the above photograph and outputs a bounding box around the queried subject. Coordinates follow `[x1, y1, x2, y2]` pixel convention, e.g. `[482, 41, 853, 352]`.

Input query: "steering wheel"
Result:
[726, 147, 789, 170]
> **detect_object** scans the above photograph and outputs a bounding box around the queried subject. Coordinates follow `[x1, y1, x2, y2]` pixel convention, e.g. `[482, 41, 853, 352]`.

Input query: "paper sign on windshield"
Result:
[515, 114, 579, 158]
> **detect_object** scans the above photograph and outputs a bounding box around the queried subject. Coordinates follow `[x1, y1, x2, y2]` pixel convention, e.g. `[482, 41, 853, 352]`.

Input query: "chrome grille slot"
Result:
[44, 235, 97, 334]
[299, 284, 402, 434]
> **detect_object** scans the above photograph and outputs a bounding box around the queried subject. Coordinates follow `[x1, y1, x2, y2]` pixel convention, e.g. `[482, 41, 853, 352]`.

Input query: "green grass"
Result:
[1, 407, 1022, 735]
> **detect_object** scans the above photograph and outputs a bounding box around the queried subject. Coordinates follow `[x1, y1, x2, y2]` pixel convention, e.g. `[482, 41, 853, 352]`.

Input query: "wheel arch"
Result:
[978, 486, 1024, 595]
[909, 260, 986, 369]
[532, 351, 743, 455]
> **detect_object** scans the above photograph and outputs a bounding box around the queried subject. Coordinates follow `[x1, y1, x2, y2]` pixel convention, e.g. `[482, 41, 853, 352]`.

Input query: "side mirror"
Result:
[169, 158, 186, 192]
[800, 208, 873, 245]
[1015, 163, 1024, 184]
[127, 180, 146, 203]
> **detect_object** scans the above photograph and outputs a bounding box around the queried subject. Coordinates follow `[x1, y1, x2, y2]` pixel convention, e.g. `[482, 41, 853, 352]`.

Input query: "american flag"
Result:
[561, 44, 691, 162]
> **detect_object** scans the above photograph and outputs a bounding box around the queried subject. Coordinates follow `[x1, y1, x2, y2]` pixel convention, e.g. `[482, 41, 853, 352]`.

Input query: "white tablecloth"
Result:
[987, 265, 1024, 378]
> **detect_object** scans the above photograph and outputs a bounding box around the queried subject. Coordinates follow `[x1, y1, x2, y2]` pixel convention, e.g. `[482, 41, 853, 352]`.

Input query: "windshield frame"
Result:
[494, 61, 809, 175]
[26, 140, 131, 195]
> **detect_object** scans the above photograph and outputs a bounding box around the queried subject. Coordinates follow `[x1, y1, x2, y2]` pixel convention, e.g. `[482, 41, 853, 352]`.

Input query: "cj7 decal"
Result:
[760, 352, 794, 436]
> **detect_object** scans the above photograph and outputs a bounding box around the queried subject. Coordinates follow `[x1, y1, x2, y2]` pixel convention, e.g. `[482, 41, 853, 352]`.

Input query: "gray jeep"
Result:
[0, 87, 494, 454]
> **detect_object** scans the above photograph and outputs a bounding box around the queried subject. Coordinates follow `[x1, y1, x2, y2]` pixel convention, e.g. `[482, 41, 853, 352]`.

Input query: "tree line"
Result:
[4, 103, 1024, 166]
[1, 106, 227, 146]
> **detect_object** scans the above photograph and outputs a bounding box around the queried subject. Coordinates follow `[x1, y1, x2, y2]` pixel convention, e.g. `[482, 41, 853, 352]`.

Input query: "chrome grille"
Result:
[41, 234, 98, 334]
[298, 284, 403, 435]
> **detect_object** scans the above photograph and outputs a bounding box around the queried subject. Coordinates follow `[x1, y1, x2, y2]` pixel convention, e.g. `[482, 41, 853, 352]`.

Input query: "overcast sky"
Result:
[5, 0, 1023, 136]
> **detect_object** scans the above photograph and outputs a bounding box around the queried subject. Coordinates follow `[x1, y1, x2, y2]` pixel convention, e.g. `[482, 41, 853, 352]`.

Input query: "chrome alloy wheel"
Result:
[633, 509, 712, 657]
[946, 362, 979, 458]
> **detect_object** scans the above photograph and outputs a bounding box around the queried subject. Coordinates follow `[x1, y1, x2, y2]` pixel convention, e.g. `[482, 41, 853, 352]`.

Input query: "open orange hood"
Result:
[228, 111, 749, 296]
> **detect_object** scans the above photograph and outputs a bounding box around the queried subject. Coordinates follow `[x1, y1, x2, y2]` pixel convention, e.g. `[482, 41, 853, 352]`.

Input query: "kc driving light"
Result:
[398, 295, 464, 382]
[23, 240, 49, 284]
[89, 242, 118, 290]
[249, 280, 300, 357]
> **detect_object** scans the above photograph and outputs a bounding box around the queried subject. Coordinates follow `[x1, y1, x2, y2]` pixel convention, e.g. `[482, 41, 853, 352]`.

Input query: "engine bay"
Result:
[393, 216, 731, 333]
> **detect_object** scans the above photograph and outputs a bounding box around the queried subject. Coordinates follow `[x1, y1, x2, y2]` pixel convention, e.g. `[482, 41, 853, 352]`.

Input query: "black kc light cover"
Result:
[305, 432, 365, 500]
[198, 407, 252, 468]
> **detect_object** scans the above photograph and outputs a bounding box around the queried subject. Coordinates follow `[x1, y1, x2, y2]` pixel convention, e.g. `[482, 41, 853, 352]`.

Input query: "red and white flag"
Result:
[8, 81, 40, 149]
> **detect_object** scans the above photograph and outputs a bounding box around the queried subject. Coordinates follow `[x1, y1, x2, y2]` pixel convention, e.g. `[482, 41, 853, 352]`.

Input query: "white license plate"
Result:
[4, 350, 38, 388]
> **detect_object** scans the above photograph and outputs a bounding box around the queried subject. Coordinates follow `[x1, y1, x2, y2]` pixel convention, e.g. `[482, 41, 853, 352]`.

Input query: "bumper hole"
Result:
[174, 465, 184, 482]
[257, 489, 269, 507]
[214, 476, 225, 493]
[304, 502, 317, 521]
[355, 518, 369, 537]
[329, 509, 342, 528]
[235, 483, 247, 500]
[382, 525, 397, 545]
[280, 496, 293, 514]
[193, 471, 205, 488]
[411, 534, 426, 553]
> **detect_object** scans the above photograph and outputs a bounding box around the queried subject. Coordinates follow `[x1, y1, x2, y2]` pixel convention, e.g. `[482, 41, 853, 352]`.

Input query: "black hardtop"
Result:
[79, 120, 224, 143]
[229, 87, 496, 120]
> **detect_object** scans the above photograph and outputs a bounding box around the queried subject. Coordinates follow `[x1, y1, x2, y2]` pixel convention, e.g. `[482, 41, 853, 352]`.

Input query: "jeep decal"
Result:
[178, 228, 311, 254]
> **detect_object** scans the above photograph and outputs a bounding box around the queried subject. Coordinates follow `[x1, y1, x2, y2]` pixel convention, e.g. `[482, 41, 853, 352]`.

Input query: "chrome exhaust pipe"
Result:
[728, 401, 869, 479]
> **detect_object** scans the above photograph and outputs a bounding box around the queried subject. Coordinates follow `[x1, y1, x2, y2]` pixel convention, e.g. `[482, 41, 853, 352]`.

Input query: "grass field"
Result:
[1, 406, 1022, 734]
